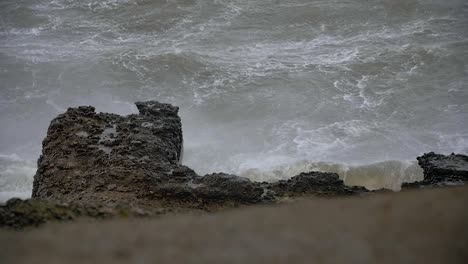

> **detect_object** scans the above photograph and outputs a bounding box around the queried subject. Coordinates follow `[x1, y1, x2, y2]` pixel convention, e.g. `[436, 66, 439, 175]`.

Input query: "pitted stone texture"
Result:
[269, 172, 367, 197]
[403, 152, 468, 188]
[418, 152, 468, 184]
[32, 101, 183, 205]
[31, 100, 366, 212]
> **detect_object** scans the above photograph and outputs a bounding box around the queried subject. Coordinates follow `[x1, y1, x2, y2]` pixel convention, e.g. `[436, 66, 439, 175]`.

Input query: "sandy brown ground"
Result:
[1, 186, 468, 264]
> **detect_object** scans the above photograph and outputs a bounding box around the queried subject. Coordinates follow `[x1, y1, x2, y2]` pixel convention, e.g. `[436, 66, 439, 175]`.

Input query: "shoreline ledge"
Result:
[1, 101, 467, 229]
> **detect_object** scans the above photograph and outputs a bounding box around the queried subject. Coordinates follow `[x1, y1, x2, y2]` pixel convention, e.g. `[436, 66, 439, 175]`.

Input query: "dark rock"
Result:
[32, 101, 184, 206]
[192, 173, 265, 204]
[145, 173, 267, 208]
[0, 198, 107, 229]
[31, 100, 365, 211]
[0, 198, 199, 229]
[7, 104, 465, 230]
[1, 100, 372, 228]
[418, 152, 468, 183]
[403, 152, 468, 188]
[269, 172, 367, 197]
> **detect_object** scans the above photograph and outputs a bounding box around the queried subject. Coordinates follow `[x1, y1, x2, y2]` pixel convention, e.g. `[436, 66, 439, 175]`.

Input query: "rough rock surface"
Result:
[3, 186, 467, 264]
[269, 172, 367, 197]
[4, 101, 468, 228]
[32, 101, 184, 206]
[418, 152, 468, 183]
[0, 198, 198, 229]
[0, 198, 112, 229]
[31, 101, 362, 208]
[403, 152, 468, 188]
[3, 101, 468, 228]
[0, 101, 365, 229]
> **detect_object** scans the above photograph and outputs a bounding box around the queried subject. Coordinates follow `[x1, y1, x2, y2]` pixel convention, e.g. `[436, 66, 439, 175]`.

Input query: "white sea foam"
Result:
[237, 159, 423, 191]
[1, 0, 467, 201]
[0, 154, 36, 203]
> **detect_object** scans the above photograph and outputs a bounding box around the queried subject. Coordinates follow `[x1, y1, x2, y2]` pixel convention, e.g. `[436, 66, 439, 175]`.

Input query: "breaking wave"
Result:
[1, 0, 467, 200]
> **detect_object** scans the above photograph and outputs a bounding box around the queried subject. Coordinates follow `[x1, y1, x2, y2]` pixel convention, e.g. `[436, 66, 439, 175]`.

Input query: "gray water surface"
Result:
[1, 0, 468, 200]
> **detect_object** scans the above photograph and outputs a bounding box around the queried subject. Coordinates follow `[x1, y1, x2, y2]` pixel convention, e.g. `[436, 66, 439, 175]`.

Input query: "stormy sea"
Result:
[1, 0, 467, 202]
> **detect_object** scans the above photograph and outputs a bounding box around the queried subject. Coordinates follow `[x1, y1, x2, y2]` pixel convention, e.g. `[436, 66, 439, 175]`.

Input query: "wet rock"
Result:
[192, 173, 265, 204]
[418, 152, 468, 183]
[143, 173, 267, 208]
[31, 100, 365, 211]
[2, 100, 371, 228]
[32, 101, 183, 206]
[0, 198, 200, 229]
[403, 152, 468, 188]
[0, 198, 108, 229]
[269, 172, 367, 197]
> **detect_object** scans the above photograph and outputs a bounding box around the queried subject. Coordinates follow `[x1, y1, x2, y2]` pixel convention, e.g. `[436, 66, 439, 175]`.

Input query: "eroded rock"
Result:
[269, 172, 367, 197]
[403, 152, 468, 188]
[32, 101, 183, 206]
[31, 101, 363, 211]
[418, 152, 468, 183]
[0, 198, 108, 229]
[0, 198, 198, 229]
[3, 101, 369, 228]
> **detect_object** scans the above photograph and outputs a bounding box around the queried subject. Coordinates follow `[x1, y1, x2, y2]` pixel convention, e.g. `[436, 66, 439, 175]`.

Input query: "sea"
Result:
[1, 0, 467, 202]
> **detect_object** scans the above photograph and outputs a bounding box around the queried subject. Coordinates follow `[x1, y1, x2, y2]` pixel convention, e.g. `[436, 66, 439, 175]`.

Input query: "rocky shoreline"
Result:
[1, 101, 467, 229]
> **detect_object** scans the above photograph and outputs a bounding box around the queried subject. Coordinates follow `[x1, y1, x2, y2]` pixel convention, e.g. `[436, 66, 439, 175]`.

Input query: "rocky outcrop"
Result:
[2, 101, 466, 229]
[32, 101, 184, 208]
[14, 100, 468, 228]
[30, 101, 362, 210]
[0, 198, 198, 229]
[3, 101, 467, 228]
[269, 172, 367, 197]
[0, 101, 366, 229]
[418, 152, 468, 183]
[0, 198, 113, 229]
[403, 152, 468, 188]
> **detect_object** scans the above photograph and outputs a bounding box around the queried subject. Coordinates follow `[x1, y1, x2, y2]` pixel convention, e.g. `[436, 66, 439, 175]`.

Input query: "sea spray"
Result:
[1, 0, 467, 200]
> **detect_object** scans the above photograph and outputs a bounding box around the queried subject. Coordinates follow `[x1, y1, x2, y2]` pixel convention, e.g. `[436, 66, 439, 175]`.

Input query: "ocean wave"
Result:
[0, 154, 36, 203]
[237, 159, 423, 191]
[1, 0, 467, 200]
